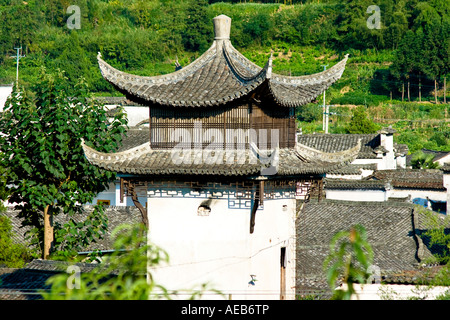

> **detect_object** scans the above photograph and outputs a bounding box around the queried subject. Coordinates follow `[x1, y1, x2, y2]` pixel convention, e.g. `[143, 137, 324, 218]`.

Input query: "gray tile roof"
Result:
[0, 260, 115, 300]
[82, 138, 361, 177]
[296, 200, 434, 294]
[0, 206, 142, 300]
[298, 133, 409, 161]
[1, 206, 142, 253]
[97, 17, 348, 108]
[117, 127, 149, 152]
[298, 133, 380, 159]
[327, 163, 377, 175]
[325, 178, 387, 190]
[325, 169, 445, 191]
[368, 169, 444, 190]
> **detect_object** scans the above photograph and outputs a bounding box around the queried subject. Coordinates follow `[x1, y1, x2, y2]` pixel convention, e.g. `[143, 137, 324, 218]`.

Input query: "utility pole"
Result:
[13, 47, 25, 87]
[321, 65, 328, 133]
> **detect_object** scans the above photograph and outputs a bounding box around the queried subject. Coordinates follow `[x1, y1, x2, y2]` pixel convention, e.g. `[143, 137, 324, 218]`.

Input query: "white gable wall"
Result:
[147, 190, 296, 300]
[326, 189, 387, 202]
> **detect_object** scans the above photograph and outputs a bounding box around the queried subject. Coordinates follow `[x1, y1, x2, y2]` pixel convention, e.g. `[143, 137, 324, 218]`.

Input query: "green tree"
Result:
[345, 106, 379, 134]
[42, 223, 219, 300]
[43, 224, 169, 300]
[0, 216, 33, 268]
[417, 206, 450, 297]
[323, 225, 374, 300]
[0, 67, 128, 260]
[411, 151, 440, 169]
[182, 0, 212, 52]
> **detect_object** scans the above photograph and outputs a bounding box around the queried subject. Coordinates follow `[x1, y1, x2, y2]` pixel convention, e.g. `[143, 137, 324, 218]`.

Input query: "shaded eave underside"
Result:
[98, 40, 349, 108]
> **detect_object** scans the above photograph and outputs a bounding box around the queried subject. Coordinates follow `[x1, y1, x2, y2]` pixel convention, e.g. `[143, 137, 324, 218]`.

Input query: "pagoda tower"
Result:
[82, 15, 360, 299]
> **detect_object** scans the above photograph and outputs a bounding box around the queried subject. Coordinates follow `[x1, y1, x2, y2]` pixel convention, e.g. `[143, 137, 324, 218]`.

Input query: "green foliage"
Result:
[0, 67, 128, 258]
[182, 0, 212, 52]
[297, 104, 322, 123]
[331, 92, 390, 107]
[0, 216, 33, 268]
[415, 206, 450, 297]
[42, 224, 167, 300]
[42, 223, 220, 300]
[418, 207, 450, 265]
[410, 151, 440, 169]
[0, 0, 448, 174]
[345, 106, 380, 134]
[323, 225, 374, 300]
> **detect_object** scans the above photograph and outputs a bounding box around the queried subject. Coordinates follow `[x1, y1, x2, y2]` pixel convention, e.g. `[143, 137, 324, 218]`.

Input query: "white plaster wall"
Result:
[104, 105, 149, 127]
[436, 154, 450, 166]
[326, 174, 362, 180]
[396, 155, 407, 169]
[387, 189, 447, 202]
[90, 183, 116, 205]
[147, 195, 296, 300]
[326, 189, 386, 202]
[123, 106, 149, 127]
[89, 181, 147, 207]
[0, 85, 13, 112]
[444, 173, 450, 214]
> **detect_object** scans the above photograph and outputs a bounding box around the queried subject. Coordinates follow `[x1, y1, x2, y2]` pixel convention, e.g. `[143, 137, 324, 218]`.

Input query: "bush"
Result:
[0, 216, 33, 268]
[345, 106, 380, 134]
[331, 92, 390, 107]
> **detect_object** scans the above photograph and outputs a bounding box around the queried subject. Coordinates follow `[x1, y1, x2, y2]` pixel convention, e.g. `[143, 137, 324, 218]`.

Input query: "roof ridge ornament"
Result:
[95, 15, 349, 108]
[213, 14, 231, 40]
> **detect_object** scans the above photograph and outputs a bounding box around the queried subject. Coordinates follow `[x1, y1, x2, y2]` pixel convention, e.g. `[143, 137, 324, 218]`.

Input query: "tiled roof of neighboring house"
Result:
[325, 169, 445, 191]
[82, 138, 361, 177]
[298, 133, 380, 159]
[325, 178, 387, 190]
[97, 15, 348, 109]
[117, 127, 150, 152]
[421, 149, 449, 162]
[296, 200, 435, 294]
[327, 163, 377, 176]
[394, 143, 409, 157]
[298, 132, 409, 161]
[368, 169, 445, 190]
[1, 206, 142, 253]
[0, 260, 115, 300]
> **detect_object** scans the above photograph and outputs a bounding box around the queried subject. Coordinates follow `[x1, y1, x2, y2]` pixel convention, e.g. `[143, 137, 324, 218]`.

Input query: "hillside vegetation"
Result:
[0, 0, 448, 152]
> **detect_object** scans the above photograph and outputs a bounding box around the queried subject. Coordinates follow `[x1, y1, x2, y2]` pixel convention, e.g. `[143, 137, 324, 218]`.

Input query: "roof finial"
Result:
[213, 15, 231, 40]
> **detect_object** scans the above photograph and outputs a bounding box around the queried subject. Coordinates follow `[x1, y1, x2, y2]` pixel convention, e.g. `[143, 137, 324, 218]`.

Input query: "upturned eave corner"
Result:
[95, 14, 350, 109]
[295, 138, 362, 164]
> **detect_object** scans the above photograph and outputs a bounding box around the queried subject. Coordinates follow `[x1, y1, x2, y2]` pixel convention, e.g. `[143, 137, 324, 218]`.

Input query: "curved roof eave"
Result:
[97, 39, 349, 108]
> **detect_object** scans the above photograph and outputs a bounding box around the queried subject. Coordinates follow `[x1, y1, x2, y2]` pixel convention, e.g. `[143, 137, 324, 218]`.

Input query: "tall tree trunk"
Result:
[43, 205, 54, 260]
[444, 77, 447, 105]
[435, 79, 438, 104]
[402, 82, 404, 102]
[407, 80, 410, 102]
[418, 74, 421, 102]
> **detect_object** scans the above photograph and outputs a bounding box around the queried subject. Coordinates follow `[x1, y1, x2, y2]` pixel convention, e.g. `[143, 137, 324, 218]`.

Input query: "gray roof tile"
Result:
[296, 200, 435, 293]
[97, 22, 348, 108]
[82, 137, 362, 177]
